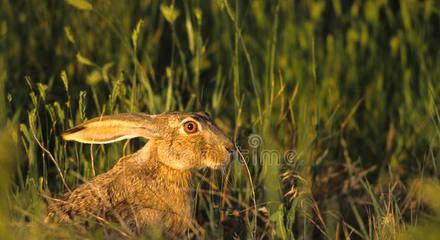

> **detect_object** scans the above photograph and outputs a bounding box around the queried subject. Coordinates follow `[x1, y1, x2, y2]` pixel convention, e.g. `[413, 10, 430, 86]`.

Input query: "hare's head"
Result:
[62, 112, 235, 170]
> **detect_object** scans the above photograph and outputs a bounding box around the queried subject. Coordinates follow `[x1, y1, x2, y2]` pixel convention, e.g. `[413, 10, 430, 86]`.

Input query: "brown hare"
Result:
[46, 112, 235, 238]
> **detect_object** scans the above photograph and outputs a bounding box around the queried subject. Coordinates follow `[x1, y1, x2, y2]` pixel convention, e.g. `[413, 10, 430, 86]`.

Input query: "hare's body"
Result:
[49, 144, 192, 234]
[47, 112, 234, 237]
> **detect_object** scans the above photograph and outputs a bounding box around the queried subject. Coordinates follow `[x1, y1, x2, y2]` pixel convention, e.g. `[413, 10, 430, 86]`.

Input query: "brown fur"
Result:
[46, 112, 234, 238]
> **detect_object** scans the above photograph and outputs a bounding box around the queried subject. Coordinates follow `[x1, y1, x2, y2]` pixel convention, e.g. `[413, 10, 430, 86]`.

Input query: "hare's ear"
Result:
[62, 113, 161, 144]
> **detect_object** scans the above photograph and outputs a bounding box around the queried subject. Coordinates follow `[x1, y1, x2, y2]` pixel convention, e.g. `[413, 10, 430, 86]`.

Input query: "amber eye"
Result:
[183, 121, 198, 134]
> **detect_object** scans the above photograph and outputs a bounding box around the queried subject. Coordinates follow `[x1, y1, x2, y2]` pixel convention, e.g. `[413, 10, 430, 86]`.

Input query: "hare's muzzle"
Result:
[224, 142, 236, 162]
[225, 145, 235, 153]
[224, 139, 236, 152]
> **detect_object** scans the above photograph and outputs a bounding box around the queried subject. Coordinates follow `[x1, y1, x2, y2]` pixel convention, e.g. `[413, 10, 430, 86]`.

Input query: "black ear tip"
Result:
[62, 125, 86, 136]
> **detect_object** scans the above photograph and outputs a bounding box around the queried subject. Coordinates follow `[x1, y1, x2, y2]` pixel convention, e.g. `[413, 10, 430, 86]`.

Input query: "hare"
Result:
[46, 112, 235, 238]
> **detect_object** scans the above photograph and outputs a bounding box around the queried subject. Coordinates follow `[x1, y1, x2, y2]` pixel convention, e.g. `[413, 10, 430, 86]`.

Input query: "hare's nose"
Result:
[225, 142, 236, 153]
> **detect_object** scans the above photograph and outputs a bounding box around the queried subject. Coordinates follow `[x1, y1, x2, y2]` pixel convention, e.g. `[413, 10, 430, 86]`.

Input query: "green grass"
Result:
[1, 0, 439, 239]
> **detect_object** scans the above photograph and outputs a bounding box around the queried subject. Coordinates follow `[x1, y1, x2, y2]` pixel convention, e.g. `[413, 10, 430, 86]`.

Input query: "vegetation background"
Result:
[0, 0, 439, 239]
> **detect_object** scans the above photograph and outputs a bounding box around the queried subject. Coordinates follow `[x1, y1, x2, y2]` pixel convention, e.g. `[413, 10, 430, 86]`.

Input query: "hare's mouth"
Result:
[227, 150, 235, 162]
[208, 151, 234, 169]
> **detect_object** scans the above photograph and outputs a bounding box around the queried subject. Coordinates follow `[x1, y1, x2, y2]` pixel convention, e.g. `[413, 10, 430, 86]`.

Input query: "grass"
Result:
[1, 0, 439, 239]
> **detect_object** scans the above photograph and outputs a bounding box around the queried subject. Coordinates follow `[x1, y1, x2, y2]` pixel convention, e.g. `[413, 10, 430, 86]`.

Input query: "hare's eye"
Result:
[183, 121, 198, 134]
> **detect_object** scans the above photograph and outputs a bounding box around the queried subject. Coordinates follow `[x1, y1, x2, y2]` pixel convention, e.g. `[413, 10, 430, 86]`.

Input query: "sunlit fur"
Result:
[46, 112, 235, 238]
